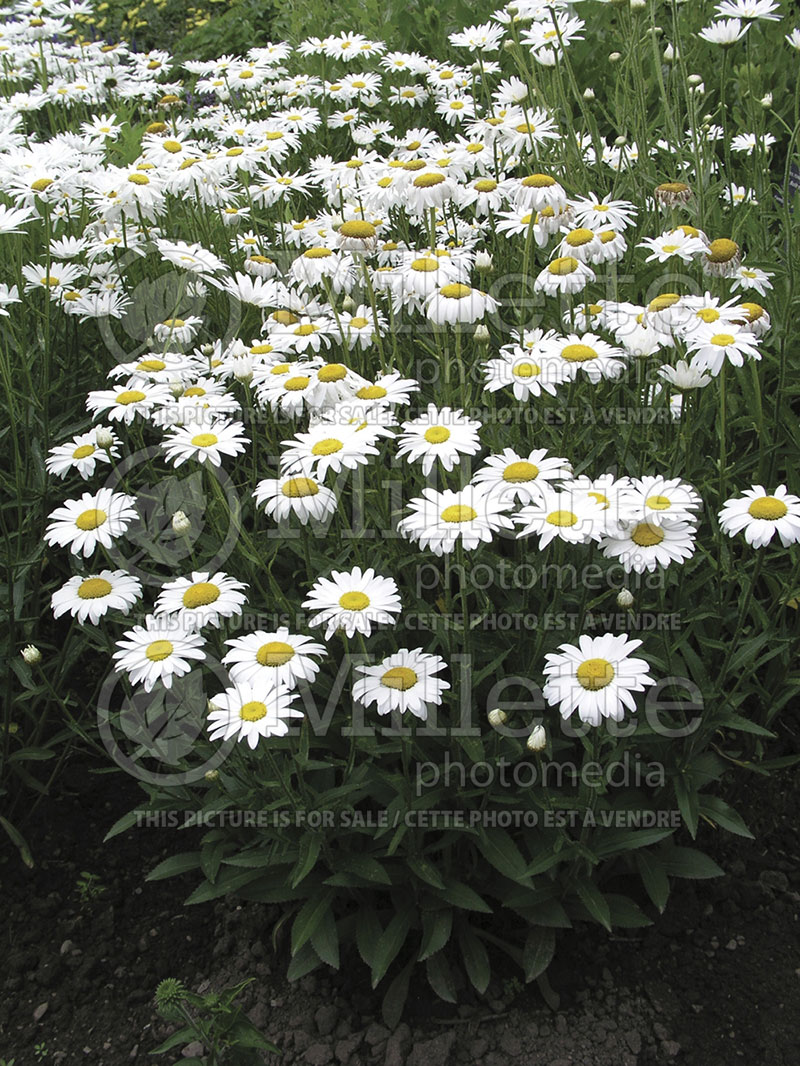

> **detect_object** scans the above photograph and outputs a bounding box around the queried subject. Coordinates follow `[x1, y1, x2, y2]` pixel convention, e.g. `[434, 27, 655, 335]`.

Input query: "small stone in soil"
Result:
[33, 1002, 49, 1022]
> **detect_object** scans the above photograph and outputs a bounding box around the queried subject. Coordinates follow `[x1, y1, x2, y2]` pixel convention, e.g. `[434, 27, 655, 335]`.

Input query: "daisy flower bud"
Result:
[609, 51, 622, 62]
[760, 93, 773, 109]
[474, 324, 490, 344]
[583, 87, 596, 100]
[95, 426, 115, 450]
[488, 708, 508, 728]
[527, 725, 546, 752]
[342, 294, 355, 313]
[631, 0, 646, 11]
[664, 44, 675, 62]
[172, 510, 191, 534]
[21, 644, 41, 665]
[616, 588, 635, 608]
[204, 769, 220, 781]
[474, 251, 493, 273]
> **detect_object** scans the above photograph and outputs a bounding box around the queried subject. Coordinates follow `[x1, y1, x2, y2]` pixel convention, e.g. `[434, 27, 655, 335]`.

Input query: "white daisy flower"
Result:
[86, 381, 172, 424]
[472, 447, 572, 504]
[599, 520, 697, 573]
[161, 419, 249, 468]
[718, 485, 800, 548]
[397, 485, 514, 556]
[253, 471, 337, 525]
[515, 488, 605, 548]
[280, 421, 380, 480]
[112, 615, 206, 693]
[730, 265, 774, 296]
[657, 360, 713, 390]
[534, 256, 595, 296]
[625, 476, 703, 527]
[542, 633, 655, 726]
[549, 333, 628, 383]
[44, 488, 138, 558]
[397, 404, 482, 476]
[303, 566, 402, 639]
[686, 322, 761, 375]
[45, 428, 119, 480]
[354, 648, 450, 721]
[51, 570, 142, 625]
[425, 283, 498, 325]
[207, 679, 303, 748]
[223, 627, 326, 688]
[154, 570, 248, 631]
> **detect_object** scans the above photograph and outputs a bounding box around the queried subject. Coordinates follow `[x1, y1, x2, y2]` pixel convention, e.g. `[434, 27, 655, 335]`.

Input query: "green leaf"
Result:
[418, 907, 453, 961]
[381, 960, 414, 1030]
[310, 910, 340, 970]
[636, 851, 670, 913]
[674, 775, 699, 839]
[286, 940, 321, 982]
[592, 825, 675, 858]
[0, 815, 33, 868]
[407, 855, 446, 890]
[149, 1025, 196, 1054]
[146, 851, 201, 882]
[103, 808, 142, 843]
[523, 926, 555, 982]
[477, 828, 531, 884]
[291, 890, 335, 955]
[434, 879, 492, 913]
[426, 952, 457, 1003]
[330, 853, 392, 885]
[371, 907, 413, 989]
[659, 846, 724, 880]
[356, 908, 383, 970]
[606, 894, 652, 928]
[574, 879, 612, 932]
[458, 924, 491, 994]
[699, 796, 754, 839]
[290, 835, 322, 889]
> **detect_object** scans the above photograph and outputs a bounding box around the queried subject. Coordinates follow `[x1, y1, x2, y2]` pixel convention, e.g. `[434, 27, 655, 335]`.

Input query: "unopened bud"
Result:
[617, 588, 635, 608]
[21, 644, 41, 665]
[760, 93, 772, 109]
[527, 725, 546, 752]
[687, 74, 703, 87]
[609, 51, 622, 63]
[341, 294, 355, 312]
[663, 43, 675, 63]
[201, 343, 214, 357]
[172, 509, 191, 534]
[630, 0, 646, 11]
[583, 87, 595, 100]
[474, 323, 490, 344]
[488, 708, 508, 728]
[474, 251, 493, 272]
[204, 769, 220, 782]
[95, 426, 114, 449]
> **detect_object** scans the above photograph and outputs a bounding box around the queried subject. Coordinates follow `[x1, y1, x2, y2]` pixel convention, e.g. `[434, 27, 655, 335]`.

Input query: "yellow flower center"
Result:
[439, 283, 472, 299]
[250, 344, 274, 355]
[318, 364, 347, 382]
[599, 230, 617, 244]
[40, 275, 59, 286]
[474, 179, 497, 192]
[240, 700, 267, 722]
[503, 461, 538, 483]
[75, 508, 107, 531]
[657, 181, 689, 194]
[77, 577, 112, 599]
[182, 582, 220, 608]
[128, 173, 150, 185]
[710, 333, 735, 347]
[381, 666, 418, 691]
[72, 444, 96, 459]
[696, 308, 720, 323]
[311, 438, 343, 456]
[294, 324, 318, 336]
[588, 492, 609, 508]
[137, 358, 166, 370]
[356, 385, 387, 399]
[191, 433, 218, 447]
[561, 344, 597, 362]
[546, 510, 577, 527]
[282, 477, 319, 498]
[162, 140, 182, 153]
[182, 385, 204, 397]
[413, 173, 446, 188]
[256, 641, 295, 667]
[565, 228, 594, 247]
[304, 247, 333, 259]
[707, 238, 738, 263]
[349, 317, 369, 329]
[145, 640, 173, 662]
[284, 376, 310, 391]
[577, 658, 615, 691]
[631, 522, 665, 547]
[514, 362, 540, 378]
[647, 293, 680, 313]
[748, 496, 788, 520]
[424, 426, 451, 444]
[646, 495, 672, 511]
[339, 220, 376, 238]
[411, 257, 439, 272]
[522, 174, 555, 188]
[740, 302, 764, 323]
[32, 177, 53, 191]
[441, 505, 478, 523]
[548, 257, 579, 276]
[274, 310, 299, 325]
[339, 591, 370, 610]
